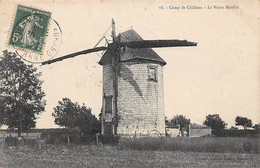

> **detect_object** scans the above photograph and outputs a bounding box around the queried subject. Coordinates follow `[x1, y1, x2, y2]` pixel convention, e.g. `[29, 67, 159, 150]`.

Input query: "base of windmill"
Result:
[149, 130, 162, 137]
[117, 130, 163, 139]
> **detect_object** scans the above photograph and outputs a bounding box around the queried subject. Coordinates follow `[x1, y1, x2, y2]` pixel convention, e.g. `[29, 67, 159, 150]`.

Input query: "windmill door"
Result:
[104, 96, 113, 134]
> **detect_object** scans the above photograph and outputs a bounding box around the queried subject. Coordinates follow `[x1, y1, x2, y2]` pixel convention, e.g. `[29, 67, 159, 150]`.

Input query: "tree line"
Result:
[0, 51, 259, 137]
[166, 114, 258, 131]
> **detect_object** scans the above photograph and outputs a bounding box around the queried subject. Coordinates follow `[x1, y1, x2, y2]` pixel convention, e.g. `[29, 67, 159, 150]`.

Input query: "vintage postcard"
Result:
[0, 0, 259, 167]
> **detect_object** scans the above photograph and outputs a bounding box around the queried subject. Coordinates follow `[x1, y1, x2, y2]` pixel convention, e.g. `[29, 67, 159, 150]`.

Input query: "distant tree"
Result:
[98, 110, 102, 130]
[252, 123, 260, 130]
[235, 116, 252, 129]
[52, 98, 100, 135]
[0, 98, 5, 126]
[170, 115, 190, 128]
[77, 106, 100, 135]
[165, 117, 169, 124]
[52, 98, 79, 129]
[99, 110, 102, 121]
[230, 126, 238, 130]
[0, 51, 46, 136]
[203, 114, 227, 130]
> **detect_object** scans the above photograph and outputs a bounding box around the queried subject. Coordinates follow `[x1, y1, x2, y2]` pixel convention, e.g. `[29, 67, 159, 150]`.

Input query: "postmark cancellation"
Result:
[8, 5, 62, 63]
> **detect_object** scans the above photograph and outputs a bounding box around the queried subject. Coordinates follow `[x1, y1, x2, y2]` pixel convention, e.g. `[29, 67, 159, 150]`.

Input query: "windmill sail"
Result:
[119, 40, 197, 49]
[41, 46, 107, 65]
[42, 39, 197, 65]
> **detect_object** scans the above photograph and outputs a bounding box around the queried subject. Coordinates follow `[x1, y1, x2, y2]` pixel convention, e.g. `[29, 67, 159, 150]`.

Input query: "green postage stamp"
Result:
[9, 5, 51, 54]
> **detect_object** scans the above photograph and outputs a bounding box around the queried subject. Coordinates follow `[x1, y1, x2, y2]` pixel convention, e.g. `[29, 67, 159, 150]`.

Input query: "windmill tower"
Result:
[42, 19, 197, 137]
[99, 29, 166, 136]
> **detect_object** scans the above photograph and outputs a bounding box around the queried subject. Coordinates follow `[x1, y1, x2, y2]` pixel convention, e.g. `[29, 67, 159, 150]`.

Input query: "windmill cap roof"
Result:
[99, 29, 166, 66]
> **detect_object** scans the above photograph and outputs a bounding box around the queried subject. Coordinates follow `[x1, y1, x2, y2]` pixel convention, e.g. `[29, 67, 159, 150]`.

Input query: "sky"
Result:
[0, 0, 259, 129]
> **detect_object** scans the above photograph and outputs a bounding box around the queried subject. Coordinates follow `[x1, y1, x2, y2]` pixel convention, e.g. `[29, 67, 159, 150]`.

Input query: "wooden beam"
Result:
[119, 40, 197, 49]
[111, 19, 119, 135]
[41, 46, 107, 65]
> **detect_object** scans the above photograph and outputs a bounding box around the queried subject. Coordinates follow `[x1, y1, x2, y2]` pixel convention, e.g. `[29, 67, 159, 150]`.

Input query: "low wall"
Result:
[0, 132, 42, 138]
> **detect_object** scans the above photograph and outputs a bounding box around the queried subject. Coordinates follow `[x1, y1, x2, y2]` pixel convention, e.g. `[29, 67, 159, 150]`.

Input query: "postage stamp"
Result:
[8, 5, 62, 63]
[9, 5, 50, 54]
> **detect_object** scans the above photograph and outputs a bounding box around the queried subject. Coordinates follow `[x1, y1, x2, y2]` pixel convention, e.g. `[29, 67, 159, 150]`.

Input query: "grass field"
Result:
[119, 137, 260, 154]
[0, 144, 259, 168]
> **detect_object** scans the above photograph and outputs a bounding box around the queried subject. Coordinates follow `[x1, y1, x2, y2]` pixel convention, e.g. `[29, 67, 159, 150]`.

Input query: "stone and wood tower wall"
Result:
[101, 60, 165, 136]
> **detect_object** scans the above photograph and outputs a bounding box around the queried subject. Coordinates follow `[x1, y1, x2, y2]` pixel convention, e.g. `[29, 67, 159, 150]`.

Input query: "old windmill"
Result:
[42, 19, 197, 137]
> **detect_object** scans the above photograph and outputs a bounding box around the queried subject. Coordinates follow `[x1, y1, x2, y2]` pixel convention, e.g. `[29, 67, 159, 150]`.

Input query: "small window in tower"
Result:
[148, 68, 157, 81]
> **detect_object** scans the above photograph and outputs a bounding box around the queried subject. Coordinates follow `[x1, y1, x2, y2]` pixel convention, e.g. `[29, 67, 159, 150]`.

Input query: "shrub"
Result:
[80, 134, 96, 145]
[5, 136, 18, 147]
[4, 136, 40, 148]
[99, 134, 119, 145]
[45, 133, 97, 145]
[213, 129, 260, 137]
[119, 137, 259, 154]
[45, 133, 68, 145]
[22, 138, 38, 148]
